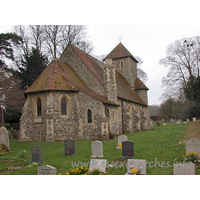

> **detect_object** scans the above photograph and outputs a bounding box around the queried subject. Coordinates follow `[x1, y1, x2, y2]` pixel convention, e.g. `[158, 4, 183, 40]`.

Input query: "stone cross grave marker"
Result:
[122, 141, 134, 158]
[186, 137, 200, 157]
[126, 159, 146, 175]
[174, 163, 195, 175]
[0, 126, 10, 151]
[90, 140, 104, 158]
[38, 165, 56, 175]
[31, 146, 42, 164]
[116, 135, 127, 149]
[89, 159, 107, 173]
[63, 139, 75, 156]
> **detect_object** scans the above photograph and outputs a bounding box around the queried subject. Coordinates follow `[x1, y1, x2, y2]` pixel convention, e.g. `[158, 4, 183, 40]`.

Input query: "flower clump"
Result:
[59, 166, 102, 175]
[182, 152, 200, 163]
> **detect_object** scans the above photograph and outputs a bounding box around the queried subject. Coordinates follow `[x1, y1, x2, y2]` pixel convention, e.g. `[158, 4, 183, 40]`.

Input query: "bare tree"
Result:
[29, 25, 45, 52]
[159, 36, 200, 100]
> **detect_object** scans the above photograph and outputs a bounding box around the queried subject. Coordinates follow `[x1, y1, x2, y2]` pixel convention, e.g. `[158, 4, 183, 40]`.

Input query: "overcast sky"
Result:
[1, 25, 200, 105]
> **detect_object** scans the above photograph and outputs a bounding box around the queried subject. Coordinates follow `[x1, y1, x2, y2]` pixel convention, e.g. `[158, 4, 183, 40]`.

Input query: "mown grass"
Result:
[0, 121, 199, 175]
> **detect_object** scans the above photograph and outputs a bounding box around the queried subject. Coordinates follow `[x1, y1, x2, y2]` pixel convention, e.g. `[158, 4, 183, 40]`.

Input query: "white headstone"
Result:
[0, 126, 10, 151]
[116, 135, 127, 149]
[37, 165, 56, 175]
[174, 163, 195, 175]
[186, 137, 200, 155]
[126, 159, 146, 175]
[89, 159, 107, 173]
[193, 117, 196, 122]
[90, 140, 104, 158]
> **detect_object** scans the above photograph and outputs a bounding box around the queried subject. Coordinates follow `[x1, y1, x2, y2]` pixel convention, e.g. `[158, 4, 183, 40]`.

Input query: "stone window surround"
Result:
[86, 107, 94, 125]
[120, 60, 124, 69]
[34, 95, 43, 123]
[58, 94, 70, 118]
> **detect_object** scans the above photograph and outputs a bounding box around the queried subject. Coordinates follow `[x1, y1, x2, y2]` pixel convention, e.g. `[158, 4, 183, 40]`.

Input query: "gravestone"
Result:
[63, 138, 75, 156]
[126, 159, 146, 175]
[156, 121, 161, 126]
[193, 117, 196, 122]
[174, 163, 195, 175]
[90, 140, 104, 158]
[116, 135, 127, 149]
[38, 165, 56, 175]
[122, 141, 134, 158]
[186, 119, 190, 122]
[31, 146, 42, 164]
[89, 159, 107, 173]
[170, 119, 175, 124]
[0, 126, 10, 151]
[186, 137, 200, 155]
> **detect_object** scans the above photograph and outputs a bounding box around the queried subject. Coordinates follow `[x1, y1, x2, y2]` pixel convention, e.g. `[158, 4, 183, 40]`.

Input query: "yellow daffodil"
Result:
[119, 144, 122, 147]
[131, 168, 138, 174]
[59, 173, 62, 175]
[23, 150, 26, 153]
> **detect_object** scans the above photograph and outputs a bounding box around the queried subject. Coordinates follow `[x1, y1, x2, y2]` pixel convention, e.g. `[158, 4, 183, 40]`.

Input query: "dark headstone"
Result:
[31, 146, 42, 164]
[63, 139, 75, 156]
[122, 141, 134, 158]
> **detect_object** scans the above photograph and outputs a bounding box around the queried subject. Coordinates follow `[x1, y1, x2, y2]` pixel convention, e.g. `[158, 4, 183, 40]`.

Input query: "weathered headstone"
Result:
[38, 165, 56, 175]
[122, 141, 134, 158]
[89, 159, 107, 173]
[186, 137, 200, 155]
[193, 117, 196, 122]
[116, 135, 127, 149]
[0, 126, 10, 151]
[90, 140, 104, 158]
[31, 146, 42, 164]
[186, 119, 190, 122]
[63, 138, 75, 156]
[170, 119, 175, 124]
[156, 121, 161, 126]
[126, 159, 146, 175]
[174, 163, 195, 175]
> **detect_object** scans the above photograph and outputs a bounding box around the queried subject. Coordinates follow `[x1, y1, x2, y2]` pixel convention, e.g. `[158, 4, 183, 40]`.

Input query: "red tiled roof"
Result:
[25, 44, 148, 106]
[103, 42, 138, 63]
[135, 78, 149, 90]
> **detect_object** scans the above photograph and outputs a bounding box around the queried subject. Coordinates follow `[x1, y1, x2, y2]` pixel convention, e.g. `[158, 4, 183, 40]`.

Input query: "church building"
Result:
[20, 43, 152, 142]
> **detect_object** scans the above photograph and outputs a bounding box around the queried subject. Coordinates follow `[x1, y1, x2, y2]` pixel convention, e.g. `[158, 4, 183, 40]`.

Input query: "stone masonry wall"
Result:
[60, 46, 106, 98]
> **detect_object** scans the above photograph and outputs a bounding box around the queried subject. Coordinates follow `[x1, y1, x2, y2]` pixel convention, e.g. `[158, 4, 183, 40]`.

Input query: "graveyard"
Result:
[0, 120, 200, 175]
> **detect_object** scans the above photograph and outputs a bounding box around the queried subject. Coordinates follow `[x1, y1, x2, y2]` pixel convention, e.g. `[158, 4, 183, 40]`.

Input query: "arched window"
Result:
[87, 109, 92, 123]
[37, 98, 42, 116]
[61, 97, 67, 115]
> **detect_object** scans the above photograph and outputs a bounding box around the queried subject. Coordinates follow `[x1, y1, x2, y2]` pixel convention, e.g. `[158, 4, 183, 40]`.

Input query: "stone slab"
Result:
[127, 159, 146, 175]
[90, 140, 104, 158]
[89, 159, 107, 173]
[63, 139, 75, 156]
[122, 141, 134, 158]
[31, 146, 42, 164]
[174, 163, 195, 175]
[0, 126, 10, 151]
[38, 165, 56, 175]
[186, 137, 200, 155]
[116, 135, 127, 149]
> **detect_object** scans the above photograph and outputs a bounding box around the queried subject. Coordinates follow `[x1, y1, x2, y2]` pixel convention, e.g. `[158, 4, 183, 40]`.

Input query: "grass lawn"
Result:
[1, 121, 200, 175]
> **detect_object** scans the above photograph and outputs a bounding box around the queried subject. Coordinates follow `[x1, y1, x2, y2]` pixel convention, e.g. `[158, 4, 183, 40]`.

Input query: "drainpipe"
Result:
[122, 100, 124, 134]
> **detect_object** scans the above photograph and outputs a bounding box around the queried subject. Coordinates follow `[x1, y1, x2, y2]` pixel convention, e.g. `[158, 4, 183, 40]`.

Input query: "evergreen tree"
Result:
[18, 47, 48, 90]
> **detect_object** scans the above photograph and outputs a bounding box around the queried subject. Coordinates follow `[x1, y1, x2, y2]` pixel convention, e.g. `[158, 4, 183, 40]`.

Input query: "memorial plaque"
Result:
[127, 159, 146, 175]
[186, 137, 200, 155]
[90, 140, 104, 158]
[116, 135, 127, 149]
[31, 146, 42, 164]
[38, 165, 56, 175]
[174, 163, 195, 175]
[89, 159, 107, 173]
[122, 141, 134, 158]
[63, 139, 75, 156]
